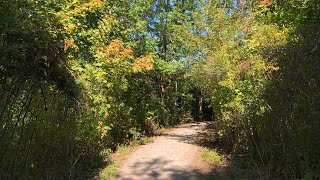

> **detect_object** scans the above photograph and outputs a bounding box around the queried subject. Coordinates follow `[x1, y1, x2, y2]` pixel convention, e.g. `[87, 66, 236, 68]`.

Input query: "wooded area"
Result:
[0, 0, 319, 179]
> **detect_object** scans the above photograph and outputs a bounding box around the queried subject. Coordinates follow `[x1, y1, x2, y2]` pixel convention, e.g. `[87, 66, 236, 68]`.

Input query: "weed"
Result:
[202, 148, 222, 164]
[99, 138, 153, 179]
[139, 137, 153, 145]
[100, 148, 113, 157]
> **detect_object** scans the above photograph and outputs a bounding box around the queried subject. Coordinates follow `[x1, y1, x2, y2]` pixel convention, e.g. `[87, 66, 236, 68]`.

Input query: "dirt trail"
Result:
[118, 122, 209, 180]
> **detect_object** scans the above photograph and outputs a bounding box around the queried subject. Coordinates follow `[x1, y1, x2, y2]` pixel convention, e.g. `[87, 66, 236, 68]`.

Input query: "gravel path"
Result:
[118, 122, 208, 180]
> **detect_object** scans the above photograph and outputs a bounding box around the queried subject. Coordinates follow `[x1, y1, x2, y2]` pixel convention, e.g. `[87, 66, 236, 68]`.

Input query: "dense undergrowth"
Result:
[189, 1, 320, 178]
[0, 0, 319, 179]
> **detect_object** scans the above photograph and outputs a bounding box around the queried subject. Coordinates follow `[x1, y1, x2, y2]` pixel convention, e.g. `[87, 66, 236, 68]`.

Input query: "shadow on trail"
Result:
[121, 158, 193, 179]
[156, 122, 218, 148]
[116, 157, 222, 180]
[153, 122, 261, 179]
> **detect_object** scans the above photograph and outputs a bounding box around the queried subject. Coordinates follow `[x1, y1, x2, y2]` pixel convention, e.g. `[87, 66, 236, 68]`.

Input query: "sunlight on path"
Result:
[118, 122, 208, 180]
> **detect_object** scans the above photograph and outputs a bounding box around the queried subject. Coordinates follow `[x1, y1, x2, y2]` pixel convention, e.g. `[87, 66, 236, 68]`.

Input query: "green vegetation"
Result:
[202, 148, 222, 164]
[99, 163, 118, 180]
[139, 137, 153, 145]
[0, 0, 319, 179]
[100, 138, 152, 180]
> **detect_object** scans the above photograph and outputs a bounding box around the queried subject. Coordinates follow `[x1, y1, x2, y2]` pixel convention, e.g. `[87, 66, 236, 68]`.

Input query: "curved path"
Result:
[118, 122, 209, 180]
